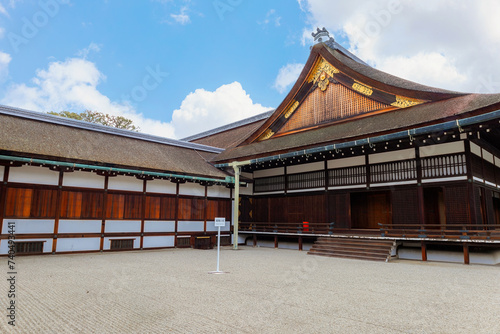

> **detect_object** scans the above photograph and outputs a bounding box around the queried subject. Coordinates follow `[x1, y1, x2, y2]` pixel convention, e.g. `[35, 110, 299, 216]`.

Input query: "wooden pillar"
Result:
[174, 182, 180, 248]
[365, 153, 370, 189]
[253, 234, 257, 247]
[52, 170, 64, 254]
[463, 243, 470, 265]
[140, 179, 147, 250]
[415, 147, 426, 227]
[421, 242, 427, 261]
[298, 236, 303, 251]
[274, 235, 278, 248]
[99, 175, 109, 252]
[0, 166, 9, 237]
[203, 184, 208, 234]
[465, 141, 477, 225]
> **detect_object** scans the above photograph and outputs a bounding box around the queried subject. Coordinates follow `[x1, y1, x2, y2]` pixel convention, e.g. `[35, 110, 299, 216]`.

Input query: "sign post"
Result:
[210, 217, 226, 274]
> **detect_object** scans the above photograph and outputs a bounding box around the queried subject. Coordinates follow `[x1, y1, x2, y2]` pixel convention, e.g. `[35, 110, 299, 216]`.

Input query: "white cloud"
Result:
[0, 51, 11, 82]
[1, 57, 176, 138]
[258, 9, 282, 27]
[273, 63, 304, 94]
[300, 0, 500, 93]
[0, 4, 8, 17]
[76, 42, 101, 59]
[171, 82, 271, 138]
[170, 6, 190, 25]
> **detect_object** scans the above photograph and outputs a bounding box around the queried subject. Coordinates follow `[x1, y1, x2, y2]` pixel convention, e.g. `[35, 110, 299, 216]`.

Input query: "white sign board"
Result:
[214, 217, 226, 227]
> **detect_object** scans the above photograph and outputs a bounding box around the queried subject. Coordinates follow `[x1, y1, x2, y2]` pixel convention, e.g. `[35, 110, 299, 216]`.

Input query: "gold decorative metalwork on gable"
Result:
[391, 96, 424, 108]
[259, 129, 275, 141]
[284, 100, 300, 119]
[352, 81, 373, 96]
[308, 57, 339, 85]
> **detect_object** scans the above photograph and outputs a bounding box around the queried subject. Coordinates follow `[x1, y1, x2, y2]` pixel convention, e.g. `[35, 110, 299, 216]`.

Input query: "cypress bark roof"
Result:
[0, 106, 228, 179]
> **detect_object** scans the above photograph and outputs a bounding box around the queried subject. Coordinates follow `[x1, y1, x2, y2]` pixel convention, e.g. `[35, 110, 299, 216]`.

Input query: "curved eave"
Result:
[241, 43, 467, 145]
[213, 93, 500, 164]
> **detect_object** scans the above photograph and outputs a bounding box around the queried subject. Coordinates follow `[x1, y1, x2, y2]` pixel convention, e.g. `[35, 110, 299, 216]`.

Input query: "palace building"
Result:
[1, 29, 499, 264]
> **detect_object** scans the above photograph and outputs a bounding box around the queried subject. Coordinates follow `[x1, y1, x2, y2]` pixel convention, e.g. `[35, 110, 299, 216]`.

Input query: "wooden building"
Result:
[1, 30, 500, 263]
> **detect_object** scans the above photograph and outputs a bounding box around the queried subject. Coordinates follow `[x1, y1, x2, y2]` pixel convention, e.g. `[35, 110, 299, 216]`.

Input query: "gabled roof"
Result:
[0, 104, 223, 154]
[0, 105, 228, 179]
[213, 42, 500, 163]
[241, 43, 466, 146]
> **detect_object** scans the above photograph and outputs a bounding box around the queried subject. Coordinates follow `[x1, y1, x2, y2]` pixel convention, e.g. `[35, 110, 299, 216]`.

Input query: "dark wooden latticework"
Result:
[278, 83, 389, 134]
[392, 188, 420, 225]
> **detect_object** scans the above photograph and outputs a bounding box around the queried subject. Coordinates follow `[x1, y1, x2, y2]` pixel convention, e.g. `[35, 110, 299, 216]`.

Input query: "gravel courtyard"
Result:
[1, 246, 499, 333]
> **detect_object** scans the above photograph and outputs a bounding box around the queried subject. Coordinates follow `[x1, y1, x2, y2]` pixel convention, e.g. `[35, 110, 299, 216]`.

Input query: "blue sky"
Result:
[0, 1, 499, 139]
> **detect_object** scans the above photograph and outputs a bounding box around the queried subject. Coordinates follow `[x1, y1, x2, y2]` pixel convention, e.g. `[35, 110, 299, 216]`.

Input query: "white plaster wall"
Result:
[398, 247, 500, 265]
[482, 150, 494, 164]
[239, 183, 253, 196]
[241, 172, 253, 179]
[178, 183, 205, 197]
[0, 238, 53, 254]
[56, 237, 100, 252]
[108, 175, 143, 192]
[207, 185, 231, 198]
[144, 221, 175, 233]
[8, 165, 59, 185]
[58, 220, 102, 234]
[177, 221, 204, 232]
[253, 167, 284, 178]
[0, 166, 4, 180]
[62, 171, 105, 189]
[287, 161, 324, 174]
[206, 220, 231, 232]
[327, 156, 364, 169]
[103, 237, 140, 250]
[369, 148, 415, 164]
[143, 236, 175, 248]
[146, 179, 177, 194]
[469, 142, 481, 157]
[420, 141, 465, 158]
[104, 220, 141, 233]
[2, 219, 54, 234]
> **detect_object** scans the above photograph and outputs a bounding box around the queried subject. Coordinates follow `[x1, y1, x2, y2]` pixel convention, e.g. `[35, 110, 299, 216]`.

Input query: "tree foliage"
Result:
[47, 110, 140, 132]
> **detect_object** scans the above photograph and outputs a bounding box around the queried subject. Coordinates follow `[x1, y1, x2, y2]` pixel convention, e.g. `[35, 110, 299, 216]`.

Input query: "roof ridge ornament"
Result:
[312, 27, 334, 44]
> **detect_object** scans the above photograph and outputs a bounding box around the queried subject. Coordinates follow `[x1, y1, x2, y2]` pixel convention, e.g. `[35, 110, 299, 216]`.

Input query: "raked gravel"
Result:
[0, 246, 499, 333]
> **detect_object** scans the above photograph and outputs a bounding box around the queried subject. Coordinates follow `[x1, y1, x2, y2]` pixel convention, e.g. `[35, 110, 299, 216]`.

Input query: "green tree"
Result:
[47, 110, 140, 132]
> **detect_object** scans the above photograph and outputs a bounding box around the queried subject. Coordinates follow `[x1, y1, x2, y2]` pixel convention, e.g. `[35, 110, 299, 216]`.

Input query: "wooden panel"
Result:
[278, 82, 388, 134]
[178, 197, 205, 220]
[444, 185, 470, 224]
[4, 187, 33, 218]
[160, 196, 176, 220]
[206, 199, 231, 220]
[351, 191, 391, 229]
[269, 197, 287, 222]
[252, 197, 269, 222]
[60, 190, 103, 219]
[392, 188, 419, 225]
[145, 196, 161, 220]
[105, 194, 125, 219]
